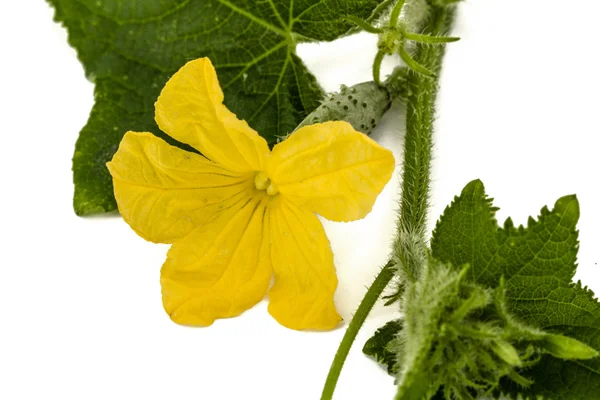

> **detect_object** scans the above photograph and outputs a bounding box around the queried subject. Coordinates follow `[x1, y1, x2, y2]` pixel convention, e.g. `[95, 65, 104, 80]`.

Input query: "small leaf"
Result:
[363, 319, 402, 375]
[431, 179, 580, 289]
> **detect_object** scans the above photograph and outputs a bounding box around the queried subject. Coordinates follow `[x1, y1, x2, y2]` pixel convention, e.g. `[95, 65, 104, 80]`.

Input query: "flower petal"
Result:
[161, 196, 271, 326]
[267, 197, 341, 330]
[107, 131, 254, 244]
[155, 58, 269, 172]
[268, 121, 395, 222]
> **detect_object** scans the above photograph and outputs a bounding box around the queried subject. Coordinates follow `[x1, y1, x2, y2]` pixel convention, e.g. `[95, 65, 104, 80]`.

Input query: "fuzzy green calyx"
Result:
[378, 27, 404, 55]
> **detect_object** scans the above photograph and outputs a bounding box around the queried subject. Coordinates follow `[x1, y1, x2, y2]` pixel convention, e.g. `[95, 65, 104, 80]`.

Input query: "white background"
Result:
[1, 1, 599, 399]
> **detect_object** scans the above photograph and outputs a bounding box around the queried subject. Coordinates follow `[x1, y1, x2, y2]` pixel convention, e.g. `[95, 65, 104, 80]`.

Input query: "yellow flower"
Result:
[106, 58, 394, 330]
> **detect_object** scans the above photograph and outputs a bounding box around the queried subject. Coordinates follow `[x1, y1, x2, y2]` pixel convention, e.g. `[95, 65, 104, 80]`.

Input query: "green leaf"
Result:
[48, 0, 394, 215]
[363, 319, 402, 375]
[431, 180, 580, 288]
[431, 179, 600, 399]
[500, 282, 600, 400]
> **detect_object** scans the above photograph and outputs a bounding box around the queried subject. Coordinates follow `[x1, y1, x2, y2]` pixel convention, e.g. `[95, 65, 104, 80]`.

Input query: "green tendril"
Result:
[373, 50, 386, 86]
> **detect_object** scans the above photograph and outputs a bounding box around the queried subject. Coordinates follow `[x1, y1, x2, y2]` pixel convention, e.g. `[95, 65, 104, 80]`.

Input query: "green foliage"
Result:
[363, 319, 402, 374]
[48, 0, 393, 215]
[430, 179, 579, 288]
[365, 180, 600, 399]
[430, 180, 600, 399]
[390, 258, 597, 400]
[391, 259, 566, 399]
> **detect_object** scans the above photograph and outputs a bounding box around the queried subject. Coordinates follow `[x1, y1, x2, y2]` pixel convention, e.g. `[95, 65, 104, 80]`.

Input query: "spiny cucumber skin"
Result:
[294, 81, 392, 136]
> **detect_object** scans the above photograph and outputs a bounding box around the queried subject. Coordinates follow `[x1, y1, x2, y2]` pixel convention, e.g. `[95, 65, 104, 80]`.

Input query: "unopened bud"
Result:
[540, 334, 598, 360]
[491, 340, 522, 366]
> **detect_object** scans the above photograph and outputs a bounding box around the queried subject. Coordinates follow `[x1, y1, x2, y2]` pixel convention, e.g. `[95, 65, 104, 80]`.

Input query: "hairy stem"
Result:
[319, 2, 457, 399]
[394, 3, 456, 284]
[373, 50, 386, 86]
[320, 261, 395, 400]
[393, 4, 457, 399]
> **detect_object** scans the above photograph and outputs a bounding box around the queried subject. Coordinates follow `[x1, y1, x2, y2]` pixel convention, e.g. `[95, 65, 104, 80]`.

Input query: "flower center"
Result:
[254, 171, 279, 196]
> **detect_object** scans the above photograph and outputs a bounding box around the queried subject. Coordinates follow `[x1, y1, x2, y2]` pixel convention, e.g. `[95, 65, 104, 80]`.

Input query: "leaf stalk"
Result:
[320, 261, 396, 400]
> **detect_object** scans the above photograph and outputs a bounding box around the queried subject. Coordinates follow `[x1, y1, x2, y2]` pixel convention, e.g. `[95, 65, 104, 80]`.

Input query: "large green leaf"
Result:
[430, 179, 600, 400]
[48, 0, 393, 215]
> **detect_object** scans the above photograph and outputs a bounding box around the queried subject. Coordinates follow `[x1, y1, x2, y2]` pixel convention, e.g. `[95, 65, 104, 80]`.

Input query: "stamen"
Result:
[255, 172, 279, 196]
[254, 171, 269, 190]
[266, 182, 279, 196]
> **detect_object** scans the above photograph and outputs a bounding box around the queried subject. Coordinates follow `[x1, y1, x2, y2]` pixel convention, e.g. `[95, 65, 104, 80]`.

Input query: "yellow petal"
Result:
[267, 197, 341, 330]
[107, 131, 254, 244]
[155, 58, 270, 172]
[161, 196, 271, 326]
[268, 121, 395, 222]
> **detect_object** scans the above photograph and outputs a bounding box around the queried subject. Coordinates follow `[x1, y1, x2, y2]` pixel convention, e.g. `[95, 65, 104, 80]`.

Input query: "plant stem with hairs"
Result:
[320, 1, 458, 398]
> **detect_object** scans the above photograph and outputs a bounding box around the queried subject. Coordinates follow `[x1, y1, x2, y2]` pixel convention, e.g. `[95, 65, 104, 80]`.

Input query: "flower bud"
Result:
[540, 334, 599, 360]
[491, 340, 522, 366]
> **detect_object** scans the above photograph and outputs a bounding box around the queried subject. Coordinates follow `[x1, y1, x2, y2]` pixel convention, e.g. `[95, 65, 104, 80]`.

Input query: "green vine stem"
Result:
[394, 4, 458, 398]
[394, 3, 456, 287]
[320, 261, 395, 400]
[320, 2, 458, 399]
